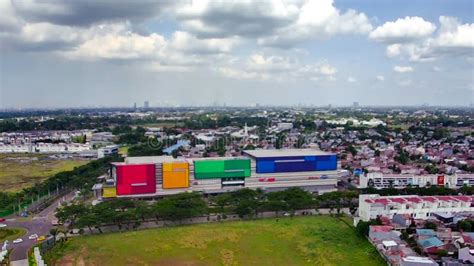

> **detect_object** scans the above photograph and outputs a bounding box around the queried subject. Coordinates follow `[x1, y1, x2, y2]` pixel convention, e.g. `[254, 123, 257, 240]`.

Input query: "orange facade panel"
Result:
[162, 162, 189, 189]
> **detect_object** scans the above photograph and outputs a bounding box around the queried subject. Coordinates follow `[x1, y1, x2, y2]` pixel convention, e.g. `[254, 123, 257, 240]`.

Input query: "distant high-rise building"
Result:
[133, 102, 137, 110]
[353, 101, 359, 108]
[144, 101, 149, 109]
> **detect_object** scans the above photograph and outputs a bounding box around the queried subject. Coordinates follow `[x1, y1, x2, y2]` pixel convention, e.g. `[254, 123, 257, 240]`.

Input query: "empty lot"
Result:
[0, 154, 88, 192]
[48, 216, 384, 266]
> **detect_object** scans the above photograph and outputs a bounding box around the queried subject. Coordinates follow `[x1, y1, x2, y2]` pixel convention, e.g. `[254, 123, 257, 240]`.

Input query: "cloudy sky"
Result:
[0, 0, 473, 108]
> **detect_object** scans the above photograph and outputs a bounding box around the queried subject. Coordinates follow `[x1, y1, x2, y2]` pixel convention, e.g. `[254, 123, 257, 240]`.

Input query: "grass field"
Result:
[0, 228, 26, 242]
[0, 154, 88, 192]
[48, 216, 384, 266]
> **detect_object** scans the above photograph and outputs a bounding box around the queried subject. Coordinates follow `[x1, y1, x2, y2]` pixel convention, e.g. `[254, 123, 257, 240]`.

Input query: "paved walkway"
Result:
[10, 259, 28, 266]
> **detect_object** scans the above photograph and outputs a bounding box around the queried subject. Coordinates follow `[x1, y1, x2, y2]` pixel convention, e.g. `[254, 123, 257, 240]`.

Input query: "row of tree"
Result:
[56, 188, 357, 233]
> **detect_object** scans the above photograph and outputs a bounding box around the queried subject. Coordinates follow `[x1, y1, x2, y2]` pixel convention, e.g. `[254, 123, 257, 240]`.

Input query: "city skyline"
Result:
[1, 0, 473, 108]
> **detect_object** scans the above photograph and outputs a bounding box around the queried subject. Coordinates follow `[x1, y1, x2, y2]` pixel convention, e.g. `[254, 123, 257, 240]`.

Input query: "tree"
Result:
[155, 192, 207, 223]
[374, 149, 381, 157]
[264, 200, 289, 217]
[424, 221, 437, 231]
[76, 213, 100, 233]
[267, 188, 313, 215]
[425, 164, 439, 174]
[128, 143, 164, 156]
[227, 188, 261, 218]
[395, 150, 409, 165]
[49, 228, 58, 239]
[436, 249, 448, 257]
[356, 221, 371, 237]
[346, 145, 358, 156]
[55, 203, 88, 228]
[458, 220, 472, 232]
[212, 193, 232, 215]
[134, 201, 154, 222]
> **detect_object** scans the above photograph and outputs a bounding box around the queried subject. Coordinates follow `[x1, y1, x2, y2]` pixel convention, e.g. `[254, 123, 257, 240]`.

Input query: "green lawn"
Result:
[0, 153, 88, 192]
[0, 228, 26, 242]
[48, 216, 384, 266]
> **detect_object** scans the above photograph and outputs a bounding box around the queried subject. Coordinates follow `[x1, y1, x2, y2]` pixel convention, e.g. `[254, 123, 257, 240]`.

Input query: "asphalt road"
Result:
[4, 192, 75, 261]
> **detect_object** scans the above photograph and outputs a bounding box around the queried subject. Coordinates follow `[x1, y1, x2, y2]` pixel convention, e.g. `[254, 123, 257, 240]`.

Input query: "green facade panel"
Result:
[194, 159, 251, 179]
[224, 159, 250, 170]
[194, 160, 224, 173]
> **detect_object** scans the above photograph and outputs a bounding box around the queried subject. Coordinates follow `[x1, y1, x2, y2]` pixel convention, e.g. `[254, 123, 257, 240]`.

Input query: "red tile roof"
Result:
[364, 195, 474, 205]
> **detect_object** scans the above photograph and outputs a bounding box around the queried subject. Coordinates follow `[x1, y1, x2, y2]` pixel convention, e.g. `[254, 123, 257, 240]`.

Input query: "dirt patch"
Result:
[220, 249, 236, 266]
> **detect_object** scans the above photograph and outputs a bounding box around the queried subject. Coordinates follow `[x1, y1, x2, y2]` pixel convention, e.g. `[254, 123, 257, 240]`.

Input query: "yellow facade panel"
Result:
[163, 162, 173, 172]
[172, 162, 188, 170]
[103, 187, 117, 198]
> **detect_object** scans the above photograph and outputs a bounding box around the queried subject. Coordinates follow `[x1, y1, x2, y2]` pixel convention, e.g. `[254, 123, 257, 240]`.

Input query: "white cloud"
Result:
[376, 75, 385, 81]
[370, 16, 436, 43]
[170, 31, 238, 54]
[258, 0, 373, 47]
[218, 67, 266, 80]
[0, 0, 23, 32]
[376, 16, 474, 62]
[217, 53, 337, 81]
[63, 30, 167, 60]
[174, 0, 373, 48]
[393, 65, 414, 73]
[320, 64, 338, 75]
[347, 76, 356, 83]
[386, 44, 402, 57]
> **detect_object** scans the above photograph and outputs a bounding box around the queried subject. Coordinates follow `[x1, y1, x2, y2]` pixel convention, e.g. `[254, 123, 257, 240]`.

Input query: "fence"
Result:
[0, 189, 69, 218]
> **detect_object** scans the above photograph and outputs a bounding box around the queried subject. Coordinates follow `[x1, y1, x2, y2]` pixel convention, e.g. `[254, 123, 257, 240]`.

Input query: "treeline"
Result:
[0, 115, 159, 132]
[0, 156, 121, 215]
[184, 115, 268, 130]
[56, 188, 358, 233]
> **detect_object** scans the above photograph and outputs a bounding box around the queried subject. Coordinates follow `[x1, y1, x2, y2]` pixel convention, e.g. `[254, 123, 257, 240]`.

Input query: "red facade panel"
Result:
[116, 164, 156, 195]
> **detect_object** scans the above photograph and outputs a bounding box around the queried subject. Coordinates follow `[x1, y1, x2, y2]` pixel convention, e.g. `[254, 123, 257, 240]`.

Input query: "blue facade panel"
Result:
[257, 161, 275, 173]
[255, 154, 337, 173]
[314, 155, 337, 171]
[275, 161, 314, 172]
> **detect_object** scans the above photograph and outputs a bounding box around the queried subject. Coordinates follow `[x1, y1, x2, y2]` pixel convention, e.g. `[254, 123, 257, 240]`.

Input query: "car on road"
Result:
[28, 234, 38, 240]
[0, 223, 7, 228]
[13, 238, 23, 244]
[37, 236, 46, 242]
[0, 218, 5, 222]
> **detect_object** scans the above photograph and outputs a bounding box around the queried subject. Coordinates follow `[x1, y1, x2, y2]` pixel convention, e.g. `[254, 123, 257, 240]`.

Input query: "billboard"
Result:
[437, 175, 445, 186]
